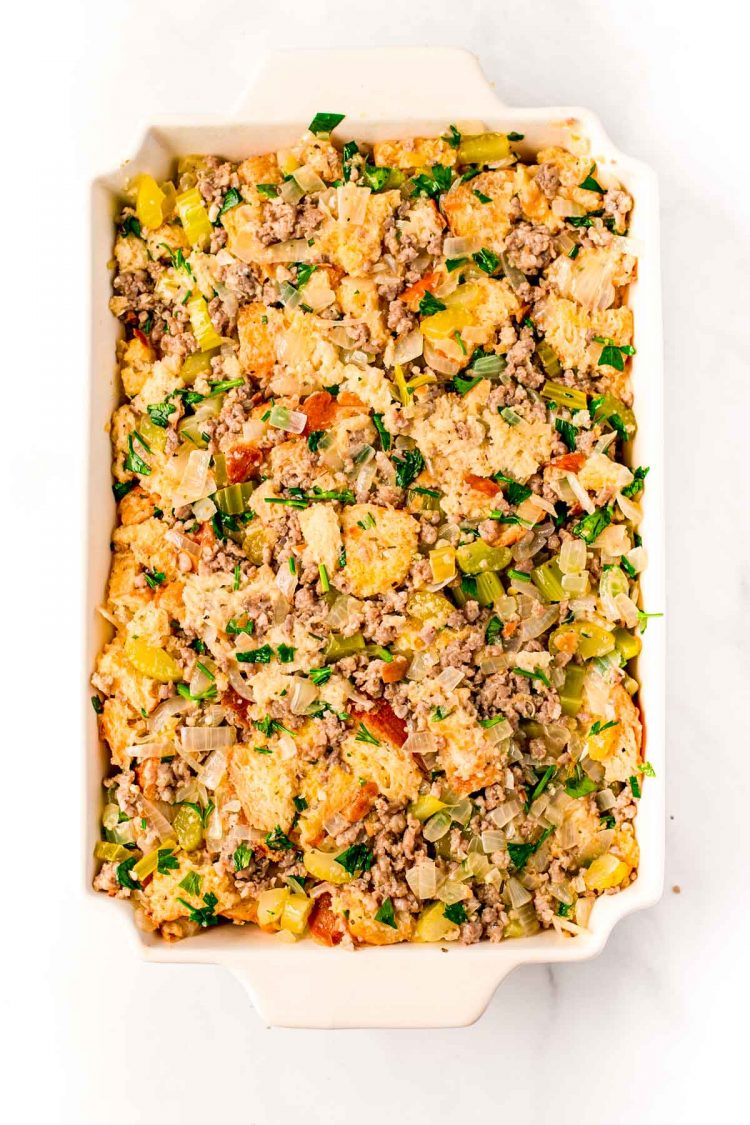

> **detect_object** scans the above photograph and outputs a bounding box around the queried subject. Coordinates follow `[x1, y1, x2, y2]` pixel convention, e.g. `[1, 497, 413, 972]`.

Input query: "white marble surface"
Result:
[4, 0, 749, 1121]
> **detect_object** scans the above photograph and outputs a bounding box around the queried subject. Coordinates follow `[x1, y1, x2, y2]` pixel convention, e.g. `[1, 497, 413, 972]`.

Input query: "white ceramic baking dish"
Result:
[84, 46, 665, 1029]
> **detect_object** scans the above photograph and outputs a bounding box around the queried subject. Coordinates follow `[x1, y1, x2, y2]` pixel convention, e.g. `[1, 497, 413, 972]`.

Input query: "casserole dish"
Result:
[85, 46, 664, 1028]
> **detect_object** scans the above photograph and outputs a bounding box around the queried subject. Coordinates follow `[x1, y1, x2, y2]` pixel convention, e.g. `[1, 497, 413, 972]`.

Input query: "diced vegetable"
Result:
[429, 545, 456, 583]
[456, 132, 511, 165]
[94, 841, 134, 863]
[530, 561, 565, 602]
[133, 838, 178, 882]
[214, 482, 254, 515]
[134, 174, 166, 230]
[303, 849, 353, 885]
[181, 348, 220, 383]
[281, 893, 313, 935]
[414, 901, 459, 942]
[613, 627, 642, 662]
[560, 664, 585, 716]
[124, 638, 183, 682]
[456, 541, 511, 575]
[186, 294, 224, 351]
[406, 591, 454, 627]
[324, 632, 366, 662]
[409, 795, 447, 821]
[243, 524, 269, 564]
[550, 620, 615, 660]
[536, 340, 562, 379]
[541, 381, 588, 412]
[584, 852, 628, 891]
[175, 187, 213, 247]
[257, 887, 289, 928]
[173, 805, 204, 851]
[475, 571, 504, 607]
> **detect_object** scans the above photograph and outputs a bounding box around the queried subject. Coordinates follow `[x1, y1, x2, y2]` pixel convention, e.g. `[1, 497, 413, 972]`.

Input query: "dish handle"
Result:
[225, 950, 519, 1029]
[232, 47, 506, 124]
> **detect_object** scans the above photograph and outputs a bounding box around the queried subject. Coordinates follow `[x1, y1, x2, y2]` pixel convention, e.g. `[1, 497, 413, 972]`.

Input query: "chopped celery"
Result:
[134, 174, 166, 230]
[181, 348, 220, 383]
[456, 132, 511, 165]
[551, 620, 615, 660]
[590, 392, 636, 438]
[213, 453, 228, 488]
[560, 665, 585, 716]
[173, 805, 203, 851]
[456, 541, 511, 575]
[176, 187, 213, 247]
[613, 627, 642, 662]
[94, 841, 134, 863]
[214, 482, 254, 515]
[531, 561, 565, 602]
[324, 631, 366, 663]
[242, 524, 269, 565]
[186, 294, 223, 351]
[536, 340, 562, 379]
[138, 414, 167, 454]
[541, 381, 588, 412]
[475, 571, 504, 607]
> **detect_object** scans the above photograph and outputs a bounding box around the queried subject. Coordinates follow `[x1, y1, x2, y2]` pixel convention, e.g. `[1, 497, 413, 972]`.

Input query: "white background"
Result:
[3, 1, 748, 1121]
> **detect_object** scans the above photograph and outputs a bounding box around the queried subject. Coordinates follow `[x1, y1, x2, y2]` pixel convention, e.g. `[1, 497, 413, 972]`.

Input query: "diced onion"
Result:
[559, 538, 587, 574]
[292, 165, 326, 194]
[489, 797, 522, 829]
[181, 726, 236, 754]
[199, 747, 229, 790]
[625, 546, 647, 573]
[326, 593, 353, 629]
[614, 592, 640, 628]
[135, 794, 174, 842]
[126, 741, 173, 760]
[507, 876, 532, 908]
[478, 654, 507, 675]
[268, 404, 307, 434]
[405, 860, 438, 900]
[481, 829, 505, 853]
[337, 183, 370, 226]
[174, 450, 212, 506]
[227, 664, 254, 701]
[275, 561, 298, 601]
[290, 677, 318, 716]
[520, 604, 560, 642]
[392, 328, 424, 365]
[193, 497, 216, 522]
[443, 235, 480, 258]
[437, 878, 470, 905]
[595, 523, 631, 556]
[436, 666, 463, 691]
[423, 810, 452, 842]
[263, 238, 317, 263]
[278, 178, 304, 205]
[147, 695, 194, 733]
[566, 472, 595, 515]
[423, 338, 462, 376]
[402, 732, 436, 757]
[406, 650, 436, 682]
[616, 491, 643, 524]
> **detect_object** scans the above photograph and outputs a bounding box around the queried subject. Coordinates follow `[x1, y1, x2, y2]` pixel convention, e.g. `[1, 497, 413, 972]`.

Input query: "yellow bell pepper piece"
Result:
[414, 901, 459, 942]
[186, 294, 224, 351]
[135, 174, 166, 231]
[303, 848, 353, 885]
[584, 852, 629, 891]
[409, 795, 447, 821]
[132, 838, 178, 882]
[281, 894, 314, 935]
[257, 888, 289, 928]
[124, 637, 183, 683]
[420, 307, 475, 341]
[175, 187, 213, 248]
[429, 545, 456, 584]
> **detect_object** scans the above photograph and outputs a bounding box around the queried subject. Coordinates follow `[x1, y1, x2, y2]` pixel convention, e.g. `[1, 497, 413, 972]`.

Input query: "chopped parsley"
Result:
[419, 291, 447, 317]
[641, 761, 657, 778]
[176, 681, 217, 702]
[217, 187, 242, 217]
[178, 871, 202, 895]
[392, 447, 425, 489]
[590, 719, 618, 736]
[178, 891, 219, 927]
[265, 825, 294, 851]
[472, 248, 499, 274]
[236, 645, 274, 665]
[308, 111, 345, 135]
[254, 716, 293, 738]
[91, 694, 104, 714]
[507, 131, 525, 142]
[147, 400, 176, 428]
[512, 666, 551, 689]
[629, 775, 642, 799]
[226, 616, 254, 636]
[372, 413, 391, 451]
[410, 164, 452, 200]
[637, 610, 663, 633]
[443, 902, 468, 925]
[564, 764, 597, 799]
[494, 472, 532, 506]
[579, 166, 604, 192]
[357, 513, 376, 530]
[116, 857, 140, 890]
[335, 843, 374, 876]
[485, 616, 502, 645]
[572, 505, 612, 545]
[507, 827, 554, 869]
[443, 124, 462, 148]
[232, 843, 254, 872]
[112, 479, 137, 502]
[431, 706, 451, 721]
[473, 188, 492, 204]
[120, 214, 142, 238]
[525, 765, 557, 811]
[307, 429, 326, 453]
[156, 848, 179, 875]
[375, 897, 397, 928]
[355, 722, 380, 746]
[308, 667, 332, 686]
[451, 373, 483, 396]
[361, 164, 392, 192]
[256, 183, 279, 199]
[293, 796, 308, 813]
[143, 568, 166, 589]
[124, 431, 151, 476]
[622, 465, 649, 499]
[594, 336, 636, 371]
[277, 643, 296, 664]
[555, 417, 578, 452]
[556, 901, 572, 918]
